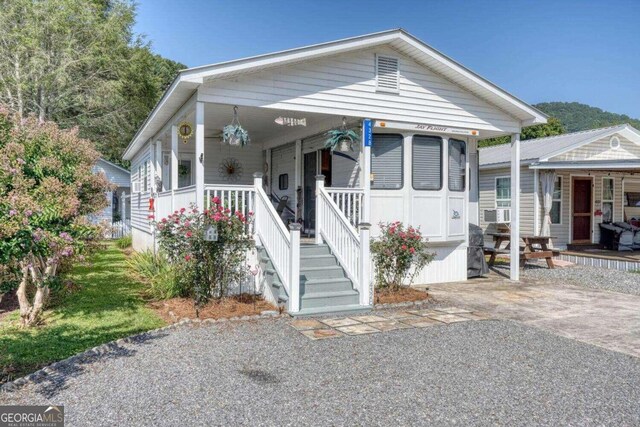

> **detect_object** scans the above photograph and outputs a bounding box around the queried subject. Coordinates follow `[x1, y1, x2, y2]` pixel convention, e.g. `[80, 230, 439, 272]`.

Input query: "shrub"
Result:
[126, 251, 183, 300]
[370, 221, 434, 290]
[115, 235, 132, 249]
[155, 197, 255, 309]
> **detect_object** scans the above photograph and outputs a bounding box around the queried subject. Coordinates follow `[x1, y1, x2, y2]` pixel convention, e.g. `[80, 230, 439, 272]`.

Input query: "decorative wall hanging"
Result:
[222, 106, 250, 147]
[274, 116, 307, 126]
[218, 157, 243, 182]
[325, 117, 359, 152]
[178, 121, 193, 144]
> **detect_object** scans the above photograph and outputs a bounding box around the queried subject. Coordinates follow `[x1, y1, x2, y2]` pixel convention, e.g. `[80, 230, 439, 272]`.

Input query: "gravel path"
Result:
[2, 319, 639, 426]
[494, 263, 640, 296]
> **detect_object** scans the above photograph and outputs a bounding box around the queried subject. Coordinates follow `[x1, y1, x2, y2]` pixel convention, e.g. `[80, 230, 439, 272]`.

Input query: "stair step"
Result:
[294, 304, 371, 317]
[299, 265, 345, 279]
[300, 289, 359, 309]
[299, 254, 339, 267]
[301, 277, 354, 293]
[299, 244, 332, 256]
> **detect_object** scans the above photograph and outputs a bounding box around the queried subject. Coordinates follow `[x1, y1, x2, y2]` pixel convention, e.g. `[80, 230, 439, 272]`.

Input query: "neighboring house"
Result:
[122, 29, 545, 314]
[479, 124, 640, 249]
[92, 158, 131, 225]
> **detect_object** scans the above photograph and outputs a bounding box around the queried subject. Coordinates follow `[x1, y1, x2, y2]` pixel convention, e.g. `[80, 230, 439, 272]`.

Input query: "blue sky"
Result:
[135, 0, 640, 117]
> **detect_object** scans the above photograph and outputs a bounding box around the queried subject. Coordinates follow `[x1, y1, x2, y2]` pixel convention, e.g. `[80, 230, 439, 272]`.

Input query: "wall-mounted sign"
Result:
[374, 120, 479, 137]
[274, 117, 307, 126]
[363, 119, 372, 147]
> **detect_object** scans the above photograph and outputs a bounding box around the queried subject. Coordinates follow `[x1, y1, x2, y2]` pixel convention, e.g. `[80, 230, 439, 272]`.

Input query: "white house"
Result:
[92, 158, 131, 225]
[479, 124, 640, 249]
[122, 29, 546, 314]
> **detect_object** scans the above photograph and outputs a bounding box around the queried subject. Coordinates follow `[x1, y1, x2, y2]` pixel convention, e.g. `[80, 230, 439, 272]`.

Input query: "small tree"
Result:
[155, 197, 255, 311]
[370, 221, 434, 290]
[0, 109, 109, 326]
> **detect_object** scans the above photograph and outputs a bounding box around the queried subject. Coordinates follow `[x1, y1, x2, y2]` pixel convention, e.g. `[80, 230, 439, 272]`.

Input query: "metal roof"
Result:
[479, 124, 640, 168]
[123, 29, 547, 160]
[529, 159, 640, 170]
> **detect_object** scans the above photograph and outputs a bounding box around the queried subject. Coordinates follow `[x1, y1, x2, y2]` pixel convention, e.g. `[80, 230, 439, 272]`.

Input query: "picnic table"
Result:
[484, 233, 559, 269]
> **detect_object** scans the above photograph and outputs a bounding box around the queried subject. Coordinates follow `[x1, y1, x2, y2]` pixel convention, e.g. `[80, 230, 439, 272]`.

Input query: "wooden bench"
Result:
[484, 247, 561, 268]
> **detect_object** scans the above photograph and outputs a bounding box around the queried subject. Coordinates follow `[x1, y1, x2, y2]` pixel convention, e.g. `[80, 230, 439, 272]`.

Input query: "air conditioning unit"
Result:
[484, 208, 511, 223]
[132, 180, 141, 194]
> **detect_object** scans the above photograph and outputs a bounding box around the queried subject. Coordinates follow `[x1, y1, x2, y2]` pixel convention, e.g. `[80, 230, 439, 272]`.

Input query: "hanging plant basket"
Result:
[325, 128, 359, 152]
[222, 124, 250, 147]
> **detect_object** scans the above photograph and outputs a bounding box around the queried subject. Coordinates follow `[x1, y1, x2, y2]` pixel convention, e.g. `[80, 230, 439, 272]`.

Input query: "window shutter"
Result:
[376, 55, 399, 92]
[412, 136, 442, 190]
[371, 134, 403, 189]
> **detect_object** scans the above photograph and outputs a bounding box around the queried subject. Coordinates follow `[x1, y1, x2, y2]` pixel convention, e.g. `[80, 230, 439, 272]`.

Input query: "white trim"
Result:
[97, 158, 130, 175]
[569, 174, 595, 244]
[551, 176, 563, 225]
[533, 168, 539, 235]
[530, 161, 640, 170]
[601, 176, 615, 222]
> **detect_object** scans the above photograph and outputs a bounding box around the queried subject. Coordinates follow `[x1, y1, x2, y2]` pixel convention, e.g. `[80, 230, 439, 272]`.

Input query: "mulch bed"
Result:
[374, 287, 430, 305]
[149, 294, 279, 322]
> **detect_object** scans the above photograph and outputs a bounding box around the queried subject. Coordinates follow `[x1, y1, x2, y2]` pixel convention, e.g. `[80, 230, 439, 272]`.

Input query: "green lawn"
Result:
[0, 242, 165, 383]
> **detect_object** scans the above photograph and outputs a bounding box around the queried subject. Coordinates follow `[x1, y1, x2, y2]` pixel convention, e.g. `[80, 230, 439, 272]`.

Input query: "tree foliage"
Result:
[479, 117, 565, 148]
[0, 109, 109, 326]
[534, 102, 640, 133]
[0, 0, 184, 166]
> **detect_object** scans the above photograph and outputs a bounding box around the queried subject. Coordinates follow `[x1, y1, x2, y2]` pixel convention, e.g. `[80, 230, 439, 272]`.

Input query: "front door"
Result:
[572, 178, 592, 243]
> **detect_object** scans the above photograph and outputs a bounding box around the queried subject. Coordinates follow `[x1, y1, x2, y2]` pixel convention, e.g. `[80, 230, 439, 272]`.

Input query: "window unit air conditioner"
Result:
[132, 181, 141, 194]
[484, 208, 511, 223]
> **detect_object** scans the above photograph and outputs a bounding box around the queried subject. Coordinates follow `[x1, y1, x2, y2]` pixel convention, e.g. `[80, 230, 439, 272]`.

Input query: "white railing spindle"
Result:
[326, 187, 364, 228]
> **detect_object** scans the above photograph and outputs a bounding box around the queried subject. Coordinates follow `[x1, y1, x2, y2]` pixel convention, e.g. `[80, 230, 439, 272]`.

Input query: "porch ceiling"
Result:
[176, 103, 354, 147]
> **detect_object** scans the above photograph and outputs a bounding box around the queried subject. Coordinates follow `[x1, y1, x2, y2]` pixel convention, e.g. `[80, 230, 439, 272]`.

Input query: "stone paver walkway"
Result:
[290, 307, 492, 340]
[427, 278, 640, 358]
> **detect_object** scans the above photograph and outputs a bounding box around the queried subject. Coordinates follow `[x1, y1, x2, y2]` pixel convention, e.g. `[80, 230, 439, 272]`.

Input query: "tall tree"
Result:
[0, 0, 184, 165]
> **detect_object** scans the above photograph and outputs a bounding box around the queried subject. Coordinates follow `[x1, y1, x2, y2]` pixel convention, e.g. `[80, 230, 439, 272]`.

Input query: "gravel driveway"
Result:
[523, 264, 640, 296]
[2, 319, 639, 426]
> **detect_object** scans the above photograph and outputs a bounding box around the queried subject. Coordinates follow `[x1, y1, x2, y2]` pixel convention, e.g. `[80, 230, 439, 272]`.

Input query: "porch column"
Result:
[155, 139, 163, 192]
[170, 124, 178, 191]
[149, 141, 156, 195]
[359, 222, 372, 306]
[288, 223, 301, 313]
[294, 140, 302, 221]
[315, 175, 324, 244]
[468, 138, 479, 225]
[362, 119, 372, 223]
[195, 101, 205, 208]
[510, 133, 521, 281]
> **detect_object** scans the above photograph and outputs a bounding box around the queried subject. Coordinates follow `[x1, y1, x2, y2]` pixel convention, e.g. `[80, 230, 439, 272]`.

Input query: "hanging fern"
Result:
[325, 128, 359, 152]
[222, 124, 250, 147]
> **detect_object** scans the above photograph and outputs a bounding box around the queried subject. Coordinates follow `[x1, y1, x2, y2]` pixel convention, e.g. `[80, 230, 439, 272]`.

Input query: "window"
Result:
[278, 173, 289, 190]
[412, 135, 442, 190]
[371, 134, 403, 189]
[602, 177, 614, 223]
[143, 161, 149, 192]
[550, 177, 562, 224]
[495, 177, 511, 208]
[448, 139, 466, 192]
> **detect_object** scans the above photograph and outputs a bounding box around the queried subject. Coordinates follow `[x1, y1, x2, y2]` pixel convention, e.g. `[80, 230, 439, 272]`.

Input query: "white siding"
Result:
[130, 144, 152, 233]
[94, 160, 130, 188]
[549, 133, 640, 162]
[200, 46, 521, 134]
[270, 142, 296, 209]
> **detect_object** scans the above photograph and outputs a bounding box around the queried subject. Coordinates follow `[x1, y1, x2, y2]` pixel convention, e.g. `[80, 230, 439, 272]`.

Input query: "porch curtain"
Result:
[540, 171, 556, 236]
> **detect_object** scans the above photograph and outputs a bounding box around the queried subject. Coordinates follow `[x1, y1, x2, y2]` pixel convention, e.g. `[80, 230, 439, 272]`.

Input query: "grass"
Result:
[0, 242, 166, 383]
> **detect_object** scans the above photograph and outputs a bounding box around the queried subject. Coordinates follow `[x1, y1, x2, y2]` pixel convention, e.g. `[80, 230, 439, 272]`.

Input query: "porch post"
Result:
[195, 101, 205, 208]
[362, 119, 372, 224]
[149, 141, 156, 195]
[155, 139, 163, 192]
[170, 124, 178, 191]
[288, 223, 301, 313]
[359, 222, 372, 306]
[120, 190, 126, 221]
[510, 133, 521, 281]
[294, 140, 302, 221]
[315, 175, 325, 244]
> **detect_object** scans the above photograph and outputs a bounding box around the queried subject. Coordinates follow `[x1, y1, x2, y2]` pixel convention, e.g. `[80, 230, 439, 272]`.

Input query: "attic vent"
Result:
[376, 55, 399, 92]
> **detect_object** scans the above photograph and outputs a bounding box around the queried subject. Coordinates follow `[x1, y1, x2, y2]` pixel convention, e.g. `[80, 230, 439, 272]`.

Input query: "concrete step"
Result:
[294, 304, 371, 317]
[299, 244, 331, 256]
[300, 289, 360, 309]
[299, 265, 346, 280]
[301, 277, 354, 294]
[299, 254, 339, 267]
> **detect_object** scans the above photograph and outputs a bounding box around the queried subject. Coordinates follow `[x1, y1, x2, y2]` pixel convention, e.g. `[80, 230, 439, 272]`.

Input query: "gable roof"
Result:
[97, 158, 130, 175]
[479, 124, 640, 168]
[123, 29, 546, 160]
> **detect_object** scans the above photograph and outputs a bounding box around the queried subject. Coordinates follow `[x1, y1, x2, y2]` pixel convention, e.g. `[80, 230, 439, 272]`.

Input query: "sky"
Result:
[134, 0, 640, 118]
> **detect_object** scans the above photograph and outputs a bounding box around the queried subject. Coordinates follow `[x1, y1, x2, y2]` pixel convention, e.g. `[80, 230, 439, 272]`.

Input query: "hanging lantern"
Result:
[178, 121, 193, 144]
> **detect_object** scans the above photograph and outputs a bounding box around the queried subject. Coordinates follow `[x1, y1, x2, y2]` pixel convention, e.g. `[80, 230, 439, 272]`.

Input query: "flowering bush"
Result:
[0, 109, 109, 326]
[370, 221, 434, 290]
[154, 197, 255, 310]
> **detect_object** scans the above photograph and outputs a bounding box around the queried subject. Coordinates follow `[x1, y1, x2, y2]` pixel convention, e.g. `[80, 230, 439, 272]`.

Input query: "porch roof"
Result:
[123, 29, 547, 161]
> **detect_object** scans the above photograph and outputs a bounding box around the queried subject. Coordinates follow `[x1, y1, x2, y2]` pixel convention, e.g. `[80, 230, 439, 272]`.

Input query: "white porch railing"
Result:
[253, 173, 300, 312]
[205, 184, 255, 234]
[156, 190, 173, 220]
[173, 185, 197, 210]
[326, 187, 364, 227]
[316, 176, 371, 306]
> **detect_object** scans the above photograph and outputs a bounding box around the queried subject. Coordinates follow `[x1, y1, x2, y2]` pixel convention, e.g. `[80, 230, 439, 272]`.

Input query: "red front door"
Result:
[572, 178, 592, 243]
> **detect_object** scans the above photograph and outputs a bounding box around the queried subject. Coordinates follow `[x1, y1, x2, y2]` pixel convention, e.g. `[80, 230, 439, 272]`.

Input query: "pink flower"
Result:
[185, 254, 191, 261]
[212, 197, 221, 205]
[8, 209, 16, 217]
[186, 231, 192, 238]
[180, 207, 186, 213]
[148, 214, 155, 220]
[161, 218, 167, 223]
[248, 211, 254, 216]
[409, 247, 415, 254]
[401, 245, 407, 250]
